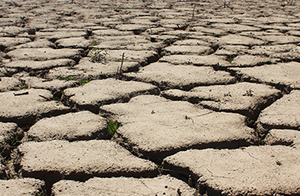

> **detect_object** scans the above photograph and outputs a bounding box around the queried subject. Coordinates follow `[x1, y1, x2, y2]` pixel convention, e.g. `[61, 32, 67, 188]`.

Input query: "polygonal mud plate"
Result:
[5, 39, 56, 52]
[45, 67, 86, 80]
[264, 129, 300, 147]
[217, 34, 265, 46]
[27, 111, 108, 141]
[4, 59, 76, 71]
[163, 45, 213, 55]
[20, 77, 77, 95]
[159, 54, 230, 67]
[257, 90, 300, 134]
[226, 55, 273, 67]
[0, 89, 71, 125]
[0, 178, 45, 196]
[105, 50, 158, 65]
[52, 175, 196, 196]
[161, 82, 281, 118]
[63, 78, 159, 113]
[163, 145, 300, 196]
[0, 37, 31, 48]
[55, 37, 93, 48]
[125, 62, 235, 90]
[230, 62, 300, 89]
[18, 140, 157, 185]
[75, 57, 140, 77]
[7, 48, 82, 61]
[100, 95, 257, 162]
[0, 77, 22, 92]
[0, 122, 23, 157]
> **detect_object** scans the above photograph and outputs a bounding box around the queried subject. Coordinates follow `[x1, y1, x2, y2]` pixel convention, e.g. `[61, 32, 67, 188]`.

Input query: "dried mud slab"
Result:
[63, 78, 159, 113]
[52, 175, 196, 196]
[45, 67, 86, 80]
[257, 90, 300, 134]
[0, 122, 23, 157]
[258, 35, 300, 44]
[18, 140, 157, 185]
[217, 34, 265, 46]
[20, 77, 77, 96]
[7, 48, 82, 61]
[74, 57, 140, 78]
[163, 45, 213, 55]
[100, 95, 257, 162]
[225, 55, 273, 67]
[163, 145, 300, 196]
[231, 62, 300, 89]
[0, 178, 45, 196]
[0, 89, 71, 125]
[160, 55, 230, 66]
[264, 129, 300, 147]
[4, 59, 76, 70]
[105, 50, 158, 65]
[125, 62, 235, 90]
[162, 82, 281, 118]
[5, 39, 56, 52]
[0, 77, 21, 92]
[0, 37, 31, 49]
[27, 111, 108, 142]
[55, 37, 93, 49]
[210, 23, 261, 33]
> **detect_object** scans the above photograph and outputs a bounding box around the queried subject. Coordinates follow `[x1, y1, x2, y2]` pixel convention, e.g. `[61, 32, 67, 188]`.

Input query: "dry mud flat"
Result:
[0, 0, 300, 195]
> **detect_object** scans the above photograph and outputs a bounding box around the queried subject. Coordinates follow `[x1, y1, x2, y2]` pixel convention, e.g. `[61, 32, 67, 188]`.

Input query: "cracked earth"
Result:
[0, 0, 300, 195]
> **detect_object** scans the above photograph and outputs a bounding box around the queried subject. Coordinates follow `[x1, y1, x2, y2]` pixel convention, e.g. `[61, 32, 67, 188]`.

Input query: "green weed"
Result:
[108, 121, 119, 138]
[276, 161, 282, 166]
[247, 118, 255, 127]
[79, 78, 91, 85]
[227, 57, 234, 63]
[185, 115, 191, 120]
[60, 76, 75, 81]
[10, 136, 19, 146]
[20, 83, 28, 89]
[53, 97, 61, 102]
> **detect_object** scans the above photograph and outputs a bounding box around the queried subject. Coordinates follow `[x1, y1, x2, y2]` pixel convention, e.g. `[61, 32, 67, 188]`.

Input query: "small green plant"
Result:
[185, 115, 191, 120]
[88, 48, 108, 63]
[60, 76, 75, 81]
[79, 78, 91, 85]
[53, 97, 61, 102]
[276, 161, 282, 166]
[247, 118, 255, 128]
[107, 121, 119, 138]
[4, 158, 10, 165]
[20, 83, 28, 89]
[10, 136, 19, 146]
[260, 136, 265, 145]
[227, 57, 234, 63]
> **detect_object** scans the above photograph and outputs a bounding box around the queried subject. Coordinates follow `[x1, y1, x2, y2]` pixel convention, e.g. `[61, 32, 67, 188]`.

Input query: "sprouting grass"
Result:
[53, 97, 61, 102]
[227, 57, 234, 63]
[79, 78, 91, 85]
[60, 76, 75, 81]
[20, 83, 28, 89]
[107, 121, 119, 138]
[10, 135, 19, 146]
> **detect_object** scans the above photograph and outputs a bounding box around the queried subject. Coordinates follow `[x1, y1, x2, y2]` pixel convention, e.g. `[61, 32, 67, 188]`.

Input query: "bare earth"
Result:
[0, 0, 300, 195]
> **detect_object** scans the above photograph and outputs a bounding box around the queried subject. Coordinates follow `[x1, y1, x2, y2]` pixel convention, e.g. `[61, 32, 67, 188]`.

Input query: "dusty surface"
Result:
[0, 0, 300, 195]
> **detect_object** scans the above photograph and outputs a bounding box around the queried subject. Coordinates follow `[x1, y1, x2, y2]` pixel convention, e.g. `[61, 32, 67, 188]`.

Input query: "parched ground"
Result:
[0, 0, 300, 195]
